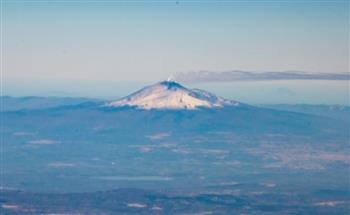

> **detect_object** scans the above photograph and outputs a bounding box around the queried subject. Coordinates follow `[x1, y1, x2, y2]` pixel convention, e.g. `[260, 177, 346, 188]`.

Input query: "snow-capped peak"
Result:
[106, 81, 240, 110]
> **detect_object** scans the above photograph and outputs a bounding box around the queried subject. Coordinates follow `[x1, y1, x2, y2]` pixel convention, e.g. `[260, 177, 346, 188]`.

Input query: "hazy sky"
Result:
[2, 1, 349, 104]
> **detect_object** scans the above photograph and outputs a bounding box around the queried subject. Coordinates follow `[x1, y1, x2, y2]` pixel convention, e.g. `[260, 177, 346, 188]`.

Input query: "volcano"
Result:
[106, 81, 240, 110]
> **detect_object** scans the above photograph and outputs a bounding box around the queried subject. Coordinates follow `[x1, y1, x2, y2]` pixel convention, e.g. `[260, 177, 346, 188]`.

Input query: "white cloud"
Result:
[126, 203, 147, 208]
[27, 139, 59, 145]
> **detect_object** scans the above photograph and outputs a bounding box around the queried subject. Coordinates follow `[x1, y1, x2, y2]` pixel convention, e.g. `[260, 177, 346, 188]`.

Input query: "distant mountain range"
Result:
[173, 70, 350, 83]
[2, 81, 349, 138]
[2, 80, 348, 122]
[1, 96, 99, 111]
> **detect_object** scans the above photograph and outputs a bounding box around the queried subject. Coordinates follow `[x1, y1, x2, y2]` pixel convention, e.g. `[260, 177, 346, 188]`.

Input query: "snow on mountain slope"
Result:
[106, 81, 240, 110]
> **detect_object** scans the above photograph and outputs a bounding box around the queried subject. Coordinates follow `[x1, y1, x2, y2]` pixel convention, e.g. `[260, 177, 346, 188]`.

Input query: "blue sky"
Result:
[2, 1, 349, 104]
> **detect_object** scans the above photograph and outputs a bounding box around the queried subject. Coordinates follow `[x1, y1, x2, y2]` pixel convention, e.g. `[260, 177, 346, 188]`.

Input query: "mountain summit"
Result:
[106, 81, 240, 110]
